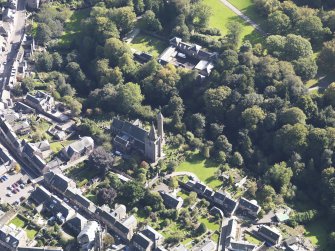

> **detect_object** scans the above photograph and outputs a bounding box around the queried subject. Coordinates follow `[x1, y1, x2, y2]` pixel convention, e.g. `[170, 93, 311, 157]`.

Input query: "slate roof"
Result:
[65, 213, 88, 235]
[203, 188, 214, 198]
[0, 224, 26, 248]
[194, 182, 206, 193]
[45, 195, 74, 219]
[258, 225, 281, 243]
[238, 197, 260, 214]
[34, 140, 50, 152]
[142, 225, 164, 243]
[63, 137, 94, 159]
[95, 207, 117, 225]
[133, 233, 152, 250]
[228, 241, 256, 251]
[159, 191, 183, 209]
[45, 171, 72, 193]
[30, 186, 51, 205]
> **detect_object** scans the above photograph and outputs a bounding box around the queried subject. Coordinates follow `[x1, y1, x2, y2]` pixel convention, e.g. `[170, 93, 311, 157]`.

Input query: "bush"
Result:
[198, 28, 221, 36]
[77, 179, 88, 188]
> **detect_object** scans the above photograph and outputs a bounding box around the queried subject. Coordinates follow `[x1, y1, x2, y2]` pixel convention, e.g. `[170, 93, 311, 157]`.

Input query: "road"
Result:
[0, 0, 26, 90]
[220, 0, 265, 35]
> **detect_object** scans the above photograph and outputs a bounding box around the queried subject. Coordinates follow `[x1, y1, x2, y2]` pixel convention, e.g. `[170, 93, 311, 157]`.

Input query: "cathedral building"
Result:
[111, 112, 165, 163]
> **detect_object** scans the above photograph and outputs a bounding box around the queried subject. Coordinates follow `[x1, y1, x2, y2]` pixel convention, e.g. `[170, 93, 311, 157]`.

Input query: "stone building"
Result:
[111, 112, 165, 163]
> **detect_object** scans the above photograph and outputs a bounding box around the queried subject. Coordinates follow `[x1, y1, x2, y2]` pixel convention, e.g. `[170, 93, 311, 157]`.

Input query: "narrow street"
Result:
[0, 0, 26, 90]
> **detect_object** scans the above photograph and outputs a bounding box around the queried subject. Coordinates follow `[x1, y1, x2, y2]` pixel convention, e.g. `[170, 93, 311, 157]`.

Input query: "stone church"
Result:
[111, 112, 165, 163]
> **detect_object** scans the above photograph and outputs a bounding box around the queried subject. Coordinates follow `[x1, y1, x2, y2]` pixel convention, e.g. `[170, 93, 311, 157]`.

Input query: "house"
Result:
[44, 171, 76, 194]
[237, 197, 261, 218]
[34, 140, 51, 159]
[223, 218, 257, 251]
[64, 187, 97, 214]
[29, 185, 52, 206]
[132, 233, 153, 251]
[111, 112, 164, 163]
[0, 224, 27, 251]
[141, 225, 164, 249]
[0, 146, 16, 175]
[26, 0, 40, 9]
[158, 37, 216, 77]
[25, 91, 55, 113]
[134, 51, 153, 64]
[193, 181, 207, 194]
[44, 195, 76, 223]
[257, 225, 282, 246]
[159, 191, 183, 210]
[2, 8, 15, 22]
[12, 120, 31, 136]
[194, 240, 216, 251]
[61, 137, 94, 163]
[213, 191, 238, 216]
[77, 221, 100, 251]
[22, 142, 48, 174]
[17, 247, 63, 251]
[0, 119, 21, 150]
[65, 213, 88, 236]
[14, 102, 35, 114]
[113, 215, 138, 242]
[110, 204, 127, 221]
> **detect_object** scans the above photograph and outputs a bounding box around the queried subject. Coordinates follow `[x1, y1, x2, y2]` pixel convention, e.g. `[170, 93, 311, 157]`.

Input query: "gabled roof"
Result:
[63, 137, 94, 159]
[228, 241, 256, 251]
[45, 195, 74, 218]
[148, 123, 157, 141]
[133, 233, 153, 249]
[18, 247, 63, 251]
[159, 191, 183, 209]
[0, 224, 26, 248]
[111, 118, 148, 144]
[65, 213, 87, 235]
[45, 171, 71, 193]
[194, 182, 207, 193]
[258, 225, 281, 242]
[238, 197, 260, 213]
[30, 186, 51, 205]
[142, 225, 164, 243]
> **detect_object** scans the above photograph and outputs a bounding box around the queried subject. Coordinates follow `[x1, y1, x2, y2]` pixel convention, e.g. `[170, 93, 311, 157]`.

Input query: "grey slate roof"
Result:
[238, 197, 260, 214]
[258, 225, 281, 242]
[159, 191, 183, 209]
[133, 233, 152, 250]
[65, 213, 87, 235]
[18, 247, 63, 251]
[142, 225, 164, 243]
[30, 186, 52, 205]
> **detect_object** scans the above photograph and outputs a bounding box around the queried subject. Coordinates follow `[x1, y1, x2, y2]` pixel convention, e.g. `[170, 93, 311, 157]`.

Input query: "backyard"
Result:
[176, 152, 221, 189]
[10, 215, 39, 240]
[130, 33, 168, 57]
[304, 218, 330, 251]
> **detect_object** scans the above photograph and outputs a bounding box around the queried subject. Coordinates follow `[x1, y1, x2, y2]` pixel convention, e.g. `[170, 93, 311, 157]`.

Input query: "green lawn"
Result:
[85, 192, 98, 204]
[50, 140, 75, 153]
[244, 233, 262, 245]
[228, 0, 266, 28]
[176, 153, 221, 189]
[204, 0, 262, 44]
[305, 218, 330, 250]
[10, 216, 26, 228]
[61, 9, 90, 45]
[198, 217, 220, 232]
[131, 33, 168, 57]
[26, 227, 38, 240]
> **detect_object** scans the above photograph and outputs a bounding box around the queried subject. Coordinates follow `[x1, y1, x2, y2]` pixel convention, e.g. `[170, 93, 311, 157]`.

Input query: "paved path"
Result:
[220, 0, 266, 35]
[166, 171, 200, 182]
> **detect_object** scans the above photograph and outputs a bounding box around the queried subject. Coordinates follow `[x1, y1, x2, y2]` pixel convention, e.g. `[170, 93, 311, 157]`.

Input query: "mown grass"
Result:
[130, 33, 168, 57]
[176, 152, 221, 189]
[204, 0, 262, 44]
[10, 216, 26, 228]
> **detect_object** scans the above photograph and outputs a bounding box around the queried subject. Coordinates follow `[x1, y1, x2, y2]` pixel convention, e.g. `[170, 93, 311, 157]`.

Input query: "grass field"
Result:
[131, 33, 168, 57]
[244, 233, 262, 245]
[50, 140, 75, 153]
[176, 153, 221, 189]
[26, 227, 38, 240]
[204, 0, 262, 44]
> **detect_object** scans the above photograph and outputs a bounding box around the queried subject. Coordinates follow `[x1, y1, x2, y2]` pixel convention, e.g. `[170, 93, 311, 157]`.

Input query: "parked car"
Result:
[6, 192, 11, 197]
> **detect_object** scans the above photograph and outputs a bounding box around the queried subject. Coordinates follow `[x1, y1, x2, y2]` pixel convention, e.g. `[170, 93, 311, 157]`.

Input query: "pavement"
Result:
[220, 0, 266, 35]
[0, 172, 33, 205]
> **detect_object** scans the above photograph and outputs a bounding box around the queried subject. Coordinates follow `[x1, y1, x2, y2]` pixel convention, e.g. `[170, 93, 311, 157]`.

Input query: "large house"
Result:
[158, 37, 216, 77]
[159, 191, 183, 210]
[0, 224, 27, 251]
[237, 197, 261, 218]
[257, 225, 282, 246]
[213, 191, 238, 216]
[61, 137, 94, 163]
[77, 221, 101, 251]
[111, 112, 164, 163]
[0, 146, 16, 175]
[22, 142, 48, 174]
[25, 91, 55, 113]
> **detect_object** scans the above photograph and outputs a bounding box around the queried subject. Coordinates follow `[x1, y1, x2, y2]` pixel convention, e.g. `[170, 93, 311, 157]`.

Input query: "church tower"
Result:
[145, 122, 163, 163]
[157, 112, 165, 145]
